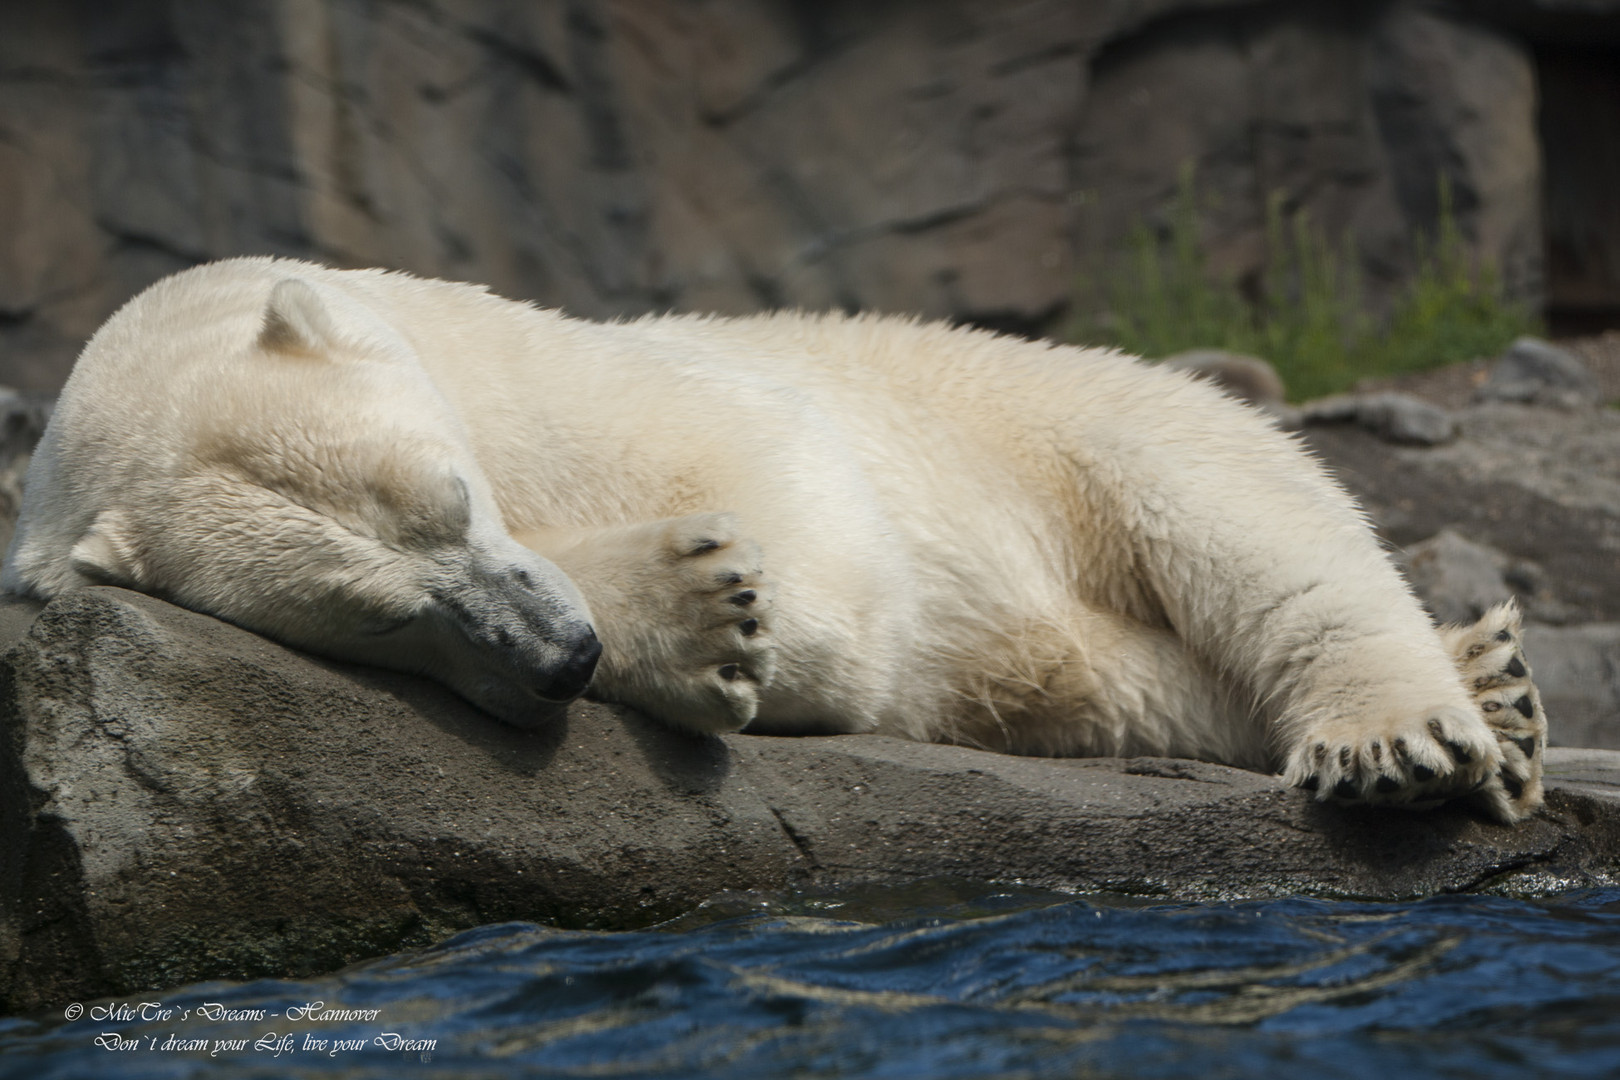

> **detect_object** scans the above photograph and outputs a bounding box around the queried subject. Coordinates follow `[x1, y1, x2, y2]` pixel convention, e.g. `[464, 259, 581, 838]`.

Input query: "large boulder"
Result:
[3, 587, 1619, 1014]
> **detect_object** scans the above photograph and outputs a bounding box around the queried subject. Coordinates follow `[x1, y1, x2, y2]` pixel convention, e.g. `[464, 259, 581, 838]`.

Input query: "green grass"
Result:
[1069, 169, 1540, 401]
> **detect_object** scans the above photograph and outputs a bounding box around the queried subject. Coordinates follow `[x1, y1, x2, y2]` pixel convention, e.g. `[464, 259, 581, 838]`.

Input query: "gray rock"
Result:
[1073, 3, 1544, 340]
[1303, 392, 1457, 446]
[1477, 337, 1605, 408]
[1398, 528, 1517, 625]
[1160, 350, 1287, 409]
[1523, 622, 1620, 750]
[4, 587, 1620, 1013]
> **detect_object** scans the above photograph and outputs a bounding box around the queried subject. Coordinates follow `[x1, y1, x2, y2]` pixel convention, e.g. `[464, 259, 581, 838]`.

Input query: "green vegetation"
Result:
[1070, 169, 1540, 401]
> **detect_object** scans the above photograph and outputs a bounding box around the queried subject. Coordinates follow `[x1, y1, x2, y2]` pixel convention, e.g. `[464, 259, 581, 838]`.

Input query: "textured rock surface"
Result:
[3, 588, 1620, 1014]
[1309, 403, 1620, 627]
[1397, 528, 1525, 625]
[1, 0, 1604, 392]
[1074, 2, 1544, 321]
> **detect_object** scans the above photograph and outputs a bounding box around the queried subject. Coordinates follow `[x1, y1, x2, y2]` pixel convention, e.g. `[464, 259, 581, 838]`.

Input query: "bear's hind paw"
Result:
[1440, 601, 1546, 824]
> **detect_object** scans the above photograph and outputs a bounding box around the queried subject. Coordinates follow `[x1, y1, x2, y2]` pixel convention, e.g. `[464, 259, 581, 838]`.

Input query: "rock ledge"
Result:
[3, 588, 1619, 1015]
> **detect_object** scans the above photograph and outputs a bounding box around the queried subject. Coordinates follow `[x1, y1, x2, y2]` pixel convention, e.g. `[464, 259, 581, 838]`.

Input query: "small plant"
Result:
[1071, 171, 1540, 401]
[1072, 165, 1261, 363]
[1373, 180, 1539, 383]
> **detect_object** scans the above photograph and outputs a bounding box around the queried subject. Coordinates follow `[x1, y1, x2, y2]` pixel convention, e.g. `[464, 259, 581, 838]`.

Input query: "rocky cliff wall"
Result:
[2, 0, 1619, 392]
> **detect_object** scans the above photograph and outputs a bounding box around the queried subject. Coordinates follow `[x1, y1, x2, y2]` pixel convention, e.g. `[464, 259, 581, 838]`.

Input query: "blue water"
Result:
[4, 882, 1620, 1079]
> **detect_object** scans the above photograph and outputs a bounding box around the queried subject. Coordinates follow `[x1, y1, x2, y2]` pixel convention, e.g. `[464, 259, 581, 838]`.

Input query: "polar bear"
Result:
[2, 258, 1546, 822]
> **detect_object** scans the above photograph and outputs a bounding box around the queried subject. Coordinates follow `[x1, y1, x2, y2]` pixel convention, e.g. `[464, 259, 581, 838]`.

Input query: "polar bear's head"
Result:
[6, 274, 601, 726]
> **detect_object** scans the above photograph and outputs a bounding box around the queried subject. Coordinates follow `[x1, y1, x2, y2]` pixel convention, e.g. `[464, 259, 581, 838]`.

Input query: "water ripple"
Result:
[4, 883, 1620, 1079]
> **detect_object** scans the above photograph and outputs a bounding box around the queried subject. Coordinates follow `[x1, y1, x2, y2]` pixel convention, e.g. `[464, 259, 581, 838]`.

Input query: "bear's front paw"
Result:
[590, 511, 777, 735]
[1441, 601, 1546, 824]
[1282, 705, 1501, 812]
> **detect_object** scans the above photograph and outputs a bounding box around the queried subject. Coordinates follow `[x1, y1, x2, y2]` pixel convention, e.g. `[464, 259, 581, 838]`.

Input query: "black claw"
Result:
[729, 590, 757, 606]
[740, 618, 759, 636]
[1300, 774, 1319, 791]
[1513, 695, 1534, 718]
[1501, 770, 1525, 799]
[1505, 656, 1527, 678]
[1512, 735, 1537, 759]
[718, 664, 740, 681]
[1413, 764, 1437, 782]
[691, 539, 720, 555]
[1470, 775, 1489, 792]
[1375, 775, 1400, 794]
[718, 572, 744, 586]
[1444, 740, 1473, 764]
[1333, 779, 1358, 800]
[1339, 746, 1353, 769]
[1495, 629, 1513, 642]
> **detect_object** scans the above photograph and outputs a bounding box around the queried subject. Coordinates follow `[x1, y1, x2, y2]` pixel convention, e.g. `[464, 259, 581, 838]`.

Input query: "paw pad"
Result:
[1500, 769, 1525, 800]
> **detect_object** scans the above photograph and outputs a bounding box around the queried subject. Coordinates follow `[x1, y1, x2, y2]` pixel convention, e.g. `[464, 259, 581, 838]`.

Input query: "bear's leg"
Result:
[1211, 566, 1509, 818]
[512, 512, 776, 736]
[1081, 410, 1511, 816]
[1439, 601, 1546, 822]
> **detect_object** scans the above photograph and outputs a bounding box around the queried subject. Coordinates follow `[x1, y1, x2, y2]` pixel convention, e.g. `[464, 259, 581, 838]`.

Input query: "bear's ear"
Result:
[258, 278, 343, 356]
[68, 510, 146, 588]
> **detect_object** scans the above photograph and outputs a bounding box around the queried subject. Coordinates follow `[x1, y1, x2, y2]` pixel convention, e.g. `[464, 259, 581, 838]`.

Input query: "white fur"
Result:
[4, 258, 1513, 813]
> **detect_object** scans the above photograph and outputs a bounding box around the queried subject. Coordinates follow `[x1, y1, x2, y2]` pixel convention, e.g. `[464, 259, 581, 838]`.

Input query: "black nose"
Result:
[544, 631, 601, 701]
